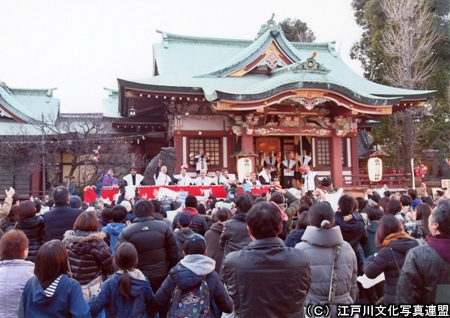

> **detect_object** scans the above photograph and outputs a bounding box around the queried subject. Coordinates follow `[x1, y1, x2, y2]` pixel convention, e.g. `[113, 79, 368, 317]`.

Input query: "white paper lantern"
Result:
[237, 158, 252, 183]
[368, 157, 383, 182]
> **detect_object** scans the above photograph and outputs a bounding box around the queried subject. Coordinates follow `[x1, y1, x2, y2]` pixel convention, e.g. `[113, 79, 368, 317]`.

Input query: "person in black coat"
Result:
[172, 196, 209, 236]
[365, 215, 418, 304]
[335, 195, 368, 276]
[43, 186, 83, 241]
[116, 200, 180, 318]
[15, 201, 45, 262]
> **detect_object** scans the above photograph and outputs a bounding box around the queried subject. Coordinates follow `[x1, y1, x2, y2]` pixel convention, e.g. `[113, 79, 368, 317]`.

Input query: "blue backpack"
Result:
[169, 279, 211, 318]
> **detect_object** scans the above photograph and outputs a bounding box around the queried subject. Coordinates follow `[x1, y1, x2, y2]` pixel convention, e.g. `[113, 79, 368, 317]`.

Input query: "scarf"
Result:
[381, 231, 413, 248]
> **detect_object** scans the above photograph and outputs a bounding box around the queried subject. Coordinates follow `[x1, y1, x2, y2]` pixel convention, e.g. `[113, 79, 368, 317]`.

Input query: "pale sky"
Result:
[0, 0, 363, 114]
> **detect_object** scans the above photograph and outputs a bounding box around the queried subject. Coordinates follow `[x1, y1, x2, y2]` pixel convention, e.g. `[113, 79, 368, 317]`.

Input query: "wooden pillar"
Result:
[350, 134, 359, 176]
[31, 170, 41, 198]
[173, 133, 184, 171]
[330, 134, 343, 188]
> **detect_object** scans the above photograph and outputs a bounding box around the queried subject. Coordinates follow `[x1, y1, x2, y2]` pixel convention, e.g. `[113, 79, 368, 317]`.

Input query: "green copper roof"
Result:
[120, 20, 436, 109]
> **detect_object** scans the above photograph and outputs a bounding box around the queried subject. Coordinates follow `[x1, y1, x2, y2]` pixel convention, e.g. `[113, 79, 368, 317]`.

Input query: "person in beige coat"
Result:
[296, 202, 357, 317]
[0, 188, 15, 220]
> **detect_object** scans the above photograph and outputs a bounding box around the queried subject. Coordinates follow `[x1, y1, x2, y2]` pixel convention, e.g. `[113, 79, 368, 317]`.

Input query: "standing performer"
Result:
[298, 149, 312, 168]
[258, 165, 273, 185]
[281, 152, 297, 189]
[302, 165, 318, 195]
[193, 149, 210, 174]
[155, 166, 172, 186]
[123, 166, 144, 187]
[264, 152, 278, 180]
[176, 167, 193, 186]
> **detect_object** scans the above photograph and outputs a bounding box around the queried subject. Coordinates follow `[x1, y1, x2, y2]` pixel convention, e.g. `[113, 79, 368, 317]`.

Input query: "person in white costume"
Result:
[176, 167, 193, 186]
[123, 167, 144, 187]
[194, 169, 213, 186]
[302, 164, 318, 194]
[298, 149, 312, 167]
[155, 166, 171, 186]
[193, 149, 210, 173]
[247, 172, 262, 187]
[281, 152, 298, 189]
[264, 152, 278, 180]
[258, 165, 273, 185]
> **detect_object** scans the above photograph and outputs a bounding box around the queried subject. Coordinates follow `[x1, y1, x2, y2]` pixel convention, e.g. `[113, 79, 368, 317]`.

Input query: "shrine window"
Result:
[342, 138, 348, 167]
[188, 138, 221, 167]
[316, 138, 330, 166]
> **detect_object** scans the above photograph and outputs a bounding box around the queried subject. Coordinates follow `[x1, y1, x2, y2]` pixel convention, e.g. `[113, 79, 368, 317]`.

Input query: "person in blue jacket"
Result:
[89, 242, 156, 317]
[101, 205, 127, 254]
[21, 240, 90, 318]
[154, 233, 233, 318]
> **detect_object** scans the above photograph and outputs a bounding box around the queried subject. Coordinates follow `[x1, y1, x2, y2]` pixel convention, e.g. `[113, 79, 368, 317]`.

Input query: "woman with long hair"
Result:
[21, 240, 90, 317]
[0, 230, 35, 318]
[404, 203, 432, 244]
[295, 202, 357, 317]
[364, 215, 418, 304]
[285, 206, 309, 247]
[15, 200, 45, 262]
[89, 242, 156, 317]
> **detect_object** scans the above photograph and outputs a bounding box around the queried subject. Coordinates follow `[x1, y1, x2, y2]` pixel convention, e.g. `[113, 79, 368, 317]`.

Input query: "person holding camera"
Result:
[193, 149, 210, 174]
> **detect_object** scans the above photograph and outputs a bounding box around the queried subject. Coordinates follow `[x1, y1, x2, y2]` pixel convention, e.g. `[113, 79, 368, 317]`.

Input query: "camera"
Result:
[269, 187, 277, 194]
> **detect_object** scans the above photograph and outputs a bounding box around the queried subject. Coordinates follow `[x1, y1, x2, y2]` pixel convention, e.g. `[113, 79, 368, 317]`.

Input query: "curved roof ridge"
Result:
[155, 29, 252, 46]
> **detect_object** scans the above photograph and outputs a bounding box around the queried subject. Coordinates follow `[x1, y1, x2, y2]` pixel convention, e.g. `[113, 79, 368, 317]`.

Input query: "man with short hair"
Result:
[123, 166, 144, 187]
[219, 169, 235, 188]
[176, 167, 193, 186]
[397, 199, 450, 303]
[258, 165, 273, 185]
[280, 152, 297, 188]
[302, 164, 318, 194]
[172, 195, 209, 236]
[194, 169, 213, 186]
[116, 200, 180, 317]
[223, 201, 311, 317]
[43, 186, 84, 241]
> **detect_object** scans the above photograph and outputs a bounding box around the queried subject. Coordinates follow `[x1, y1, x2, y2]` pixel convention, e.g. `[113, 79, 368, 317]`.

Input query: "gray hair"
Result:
[431, 199, 450, 235]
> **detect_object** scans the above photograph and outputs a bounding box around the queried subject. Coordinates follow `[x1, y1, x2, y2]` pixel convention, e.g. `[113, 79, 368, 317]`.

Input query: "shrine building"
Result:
[108, 17, 435, 188]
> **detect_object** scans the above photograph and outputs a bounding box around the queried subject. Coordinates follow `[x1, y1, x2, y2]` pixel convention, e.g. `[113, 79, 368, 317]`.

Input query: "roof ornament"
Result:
[272, 51, 330, 76]
[255, 13, 283, 40]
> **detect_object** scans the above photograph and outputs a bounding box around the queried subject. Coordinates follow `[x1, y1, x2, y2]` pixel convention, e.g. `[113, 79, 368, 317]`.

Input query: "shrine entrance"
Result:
[254, 136, 311, 173]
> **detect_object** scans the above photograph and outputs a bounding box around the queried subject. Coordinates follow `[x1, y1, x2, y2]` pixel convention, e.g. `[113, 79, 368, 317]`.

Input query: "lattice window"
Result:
[316, 138, 330, 166]
[189, 138, 220, 167]
[342, 138, 348, 167]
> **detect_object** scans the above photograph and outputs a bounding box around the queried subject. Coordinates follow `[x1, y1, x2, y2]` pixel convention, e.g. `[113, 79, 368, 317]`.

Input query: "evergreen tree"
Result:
[279, 18, 315, 42]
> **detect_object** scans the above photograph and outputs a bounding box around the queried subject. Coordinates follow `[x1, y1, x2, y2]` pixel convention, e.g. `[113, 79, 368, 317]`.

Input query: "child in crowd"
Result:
[101, 205, 127, 254]
[174, 212, 195, 255]
[154, 234, 233, 318]
[89, 242, 156, 317]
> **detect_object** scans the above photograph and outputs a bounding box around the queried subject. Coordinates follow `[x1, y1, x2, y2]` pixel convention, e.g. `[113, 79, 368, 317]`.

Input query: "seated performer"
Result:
[194, 169, 213, 186]
[281, 152, 297, 189]
[155, 166, 171, 186]
[176, 167, 193, 186]
[247, 172, 262, 187]
[264, 152, 278, 180]
[219, 169, 235, 188]
[258, 165, 273, 185]
[210, 170, 221, 185]
[123, 166, 144, 187]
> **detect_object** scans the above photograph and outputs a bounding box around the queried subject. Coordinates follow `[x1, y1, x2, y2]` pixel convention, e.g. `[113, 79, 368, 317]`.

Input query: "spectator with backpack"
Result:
[89, 242, 157, 317]
[155, 233, 233, 318]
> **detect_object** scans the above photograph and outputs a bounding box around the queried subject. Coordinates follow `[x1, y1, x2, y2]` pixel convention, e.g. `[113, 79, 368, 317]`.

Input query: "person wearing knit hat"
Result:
[120, 200, 135, 223]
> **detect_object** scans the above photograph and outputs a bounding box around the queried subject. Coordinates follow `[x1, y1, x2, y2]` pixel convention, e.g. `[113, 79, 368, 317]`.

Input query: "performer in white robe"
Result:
[155, 166, 171, 186]
[264, 152, 278, 179]
[302, 165, 318, 193]
[175, 167, 193, 186]
[247, 172, 262, 187]
[193, 149, 210, 173]
[298, 149, 312, 167]
[258, 165, 273, 185]
[281, 153, 297, 188]
[194, 169, 213, 186]
[123, 167, 144, 187]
